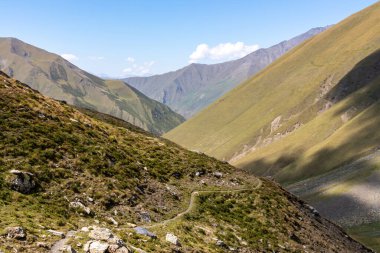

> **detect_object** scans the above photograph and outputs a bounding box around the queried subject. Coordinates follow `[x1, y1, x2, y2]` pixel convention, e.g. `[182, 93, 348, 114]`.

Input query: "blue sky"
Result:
[0, 0, 378, 77]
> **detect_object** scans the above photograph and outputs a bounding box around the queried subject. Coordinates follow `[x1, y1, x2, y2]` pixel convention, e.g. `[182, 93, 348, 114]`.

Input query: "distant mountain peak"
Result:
[125, 26, 329, 118]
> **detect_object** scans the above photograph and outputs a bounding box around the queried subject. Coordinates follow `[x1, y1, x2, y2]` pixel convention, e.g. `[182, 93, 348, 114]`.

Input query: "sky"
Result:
[0, 0, 378, 77]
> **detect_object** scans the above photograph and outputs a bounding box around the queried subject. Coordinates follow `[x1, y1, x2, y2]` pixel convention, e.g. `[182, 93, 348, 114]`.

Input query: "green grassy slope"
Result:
[0, 72, 370, 252]
[0, 38, 184, 134]
[165, 2, 380, 249]
[165, 1, 380, 169]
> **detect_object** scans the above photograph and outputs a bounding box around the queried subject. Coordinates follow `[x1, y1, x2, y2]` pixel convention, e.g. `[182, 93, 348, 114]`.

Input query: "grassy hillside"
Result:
[126, 27, 327, 118]
[165, 1, 380, 174]
[0, 72, 370, 252]
[165, 2, 380, 249]
[0, 38, 184, 134]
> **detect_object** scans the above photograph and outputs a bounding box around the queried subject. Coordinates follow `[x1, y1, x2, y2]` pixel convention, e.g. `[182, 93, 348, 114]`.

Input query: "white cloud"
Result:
[122, 60, 155, 76]
[189, 42, 260, 63]
[126, 57, 135, 63]
[61, 53, 79, 61]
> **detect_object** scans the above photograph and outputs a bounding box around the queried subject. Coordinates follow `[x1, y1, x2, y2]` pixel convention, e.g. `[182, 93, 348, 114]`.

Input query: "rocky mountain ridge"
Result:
[125, 26, 329, 118]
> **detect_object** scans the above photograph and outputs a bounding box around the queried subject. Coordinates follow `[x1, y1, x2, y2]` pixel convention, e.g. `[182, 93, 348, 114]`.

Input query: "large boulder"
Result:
[89, 241, 109, 253]
[89, 227, 113, 241]
[8, 170, 36, 194]
[6, 226, 26, 240]
[166, 233, 180, 246]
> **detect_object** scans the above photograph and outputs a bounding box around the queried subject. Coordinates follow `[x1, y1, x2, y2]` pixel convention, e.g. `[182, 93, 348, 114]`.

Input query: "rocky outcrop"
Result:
[83, 227, 131, 253]
[8, 170, 36, 194]
[6, 226, 26, 240]
[89, 227, 113, 241]
[69, 200, 92, 216]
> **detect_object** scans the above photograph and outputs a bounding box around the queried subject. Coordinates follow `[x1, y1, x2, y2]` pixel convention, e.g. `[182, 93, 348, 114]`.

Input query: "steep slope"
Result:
[0, 38, 184, 134]
[0, 72, 371, 252]
[125, 27, 328, 118]
[165, 2, 380, 250]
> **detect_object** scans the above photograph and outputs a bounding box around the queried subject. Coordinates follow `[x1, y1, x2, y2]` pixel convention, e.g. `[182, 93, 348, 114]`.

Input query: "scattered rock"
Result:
[36, 242, 50, 249]
[133, 227, 157, 239]
[106, 217, 119, 226]
[114, 246, 131, 253]
[8, 170, 36, 194]
[89, 227, 113, 241]
[88, 241, 109, 253]
[216, 239, 226, 247]
[195, 171, 205, 177]
[6, 226, 26, 240]
[139, 212, 151, 223]
[66, 245, 77, 253]
[213, 172, 223, 179]
[126, 223, 136, 228]
[305, 204, 320, 216]
[108, 236, 124, 247]
[47, 229, 65, 238]
[171, 172, 181, 179]
[166, 233, 180, 246]
[108, 244, 119, 253]
[81, 227, 90, 232]
[84, 241, 93, 252]
[69, 200, 92, 215]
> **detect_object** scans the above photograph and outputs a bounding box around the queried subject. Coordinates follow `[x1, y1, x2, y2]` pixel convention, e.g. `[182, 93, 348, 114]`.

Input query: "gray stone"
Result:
[139, 212, 151, 223]
[47, 229, 65, 238]
[36, 242, 50, 249]
[8, 170, 36, 194]
[213, 172, 223, 179]
[66, 245, 77, 253]
[216, 239, 226, 247]
[106, 217, 119, 226]
[89, 227, 113, 241]
[69, 200, 92, 215]
[89, 241, 109, 253]
[165, 233, 180, 246]
[115, 246, 131, 253]
[108, 236, 124, 247]
[83, 241, 93, 252]
[133, 227, 157, 238]
[6, 226, 26, 240]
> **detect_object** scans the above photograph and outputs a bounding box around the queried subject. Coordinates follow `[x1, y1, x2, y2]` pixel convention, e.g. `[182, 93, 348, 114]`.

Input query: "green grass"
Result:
[165, 1, 380, 168]
[0, 38, 184, 135]
[347, 222, 380, 252]
[0, 73, 369, 252]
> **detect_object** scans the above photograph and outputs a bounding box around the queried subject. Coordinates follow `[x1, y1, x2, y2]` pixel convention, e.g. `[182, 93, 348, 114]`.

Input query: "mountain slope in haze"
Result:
[125, 26, 328, 118]
[0, 38, 184, 134]
[0, 72, 371, 252]
[165, 2, 380, 250]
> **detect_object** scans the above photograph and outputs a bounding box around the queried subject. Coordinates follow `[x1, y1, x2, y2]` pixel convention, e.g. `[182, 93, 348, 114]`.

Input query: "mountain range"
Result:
[125, 26, 328, 118]
[0, 38, 184, 134]
[165, 1, 380, 250]
[0, 71, 371, 252]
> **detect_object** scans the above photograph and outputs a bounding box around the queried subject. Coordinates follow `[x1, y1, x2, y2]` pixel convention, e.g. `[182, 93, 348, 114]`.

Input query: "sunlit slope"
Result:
[0, 38, 184, 134]
[165, 2, 380, 167]
[0, 72, 370, 252]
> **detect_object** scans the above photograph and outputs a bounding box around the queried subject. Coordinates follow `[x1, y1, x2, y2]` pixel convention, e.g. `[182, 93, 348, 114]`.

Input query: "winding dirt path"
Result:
[50, 180, 262, 252]
[145, 179, 262, 229]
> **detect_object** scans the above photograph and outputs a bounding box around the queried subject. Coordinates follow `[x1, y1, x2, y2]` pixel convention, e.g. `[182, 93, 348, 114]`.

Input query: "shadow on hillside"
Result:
[326, 49, 380, 115]
[244, 49, 380, 183]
